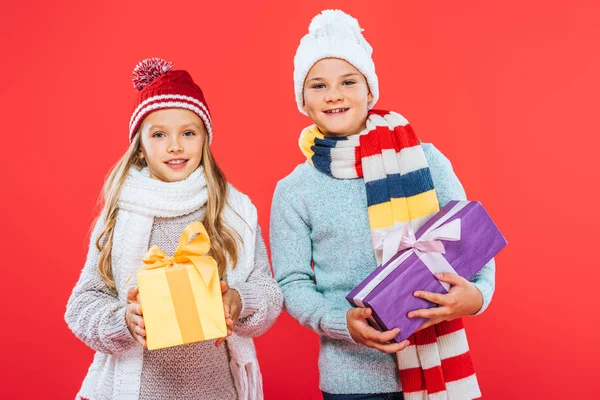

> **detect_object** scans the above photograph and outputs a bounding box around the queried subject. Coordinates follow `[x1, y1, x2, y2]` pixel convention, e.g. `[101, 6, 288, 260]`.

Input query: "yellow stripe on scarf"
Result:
[299, 125, 324, 165]
[367, 190, 439, 230]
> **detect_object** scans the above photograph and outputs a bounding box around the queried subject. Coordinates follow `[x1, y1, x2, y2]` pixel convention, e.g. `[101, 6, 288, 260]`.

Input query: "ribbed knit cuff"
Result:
[471, 282, 490, 316]
[322, 307, 354, 342]
[106, 304, 136, 344]
[229, 284, 261, 319]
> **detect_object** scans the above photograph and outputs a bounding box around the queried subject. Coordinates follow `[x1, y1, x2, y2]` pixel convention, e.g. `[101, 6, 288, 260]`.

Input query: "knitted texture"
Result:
[294, 9, 379, 115]
[299, 110, 440, 258]
[119, 166, 208, 218]
[129, 58, 213, 143]
[139, 208, 234, 400]
[65, 167, 282, 400]
[271, 143, 495, 395]
[298, 112, 480, 398]
[138, 209, 278, 400]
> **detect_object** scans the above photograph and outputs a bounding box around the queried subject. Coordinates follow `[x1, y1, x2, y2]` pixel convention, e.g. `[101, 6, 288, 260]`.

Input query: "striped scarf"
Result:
[300, 110, 481, 399]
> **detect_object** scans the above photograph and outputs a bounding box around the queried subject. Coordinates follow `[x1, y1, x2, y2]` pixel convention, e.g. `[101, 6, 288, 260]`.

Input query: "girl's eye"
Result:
[152, 132, 166, 138]
[312, 83, 325, 89]
[342, 80, 356, 86]
[183, 130, 196, 137]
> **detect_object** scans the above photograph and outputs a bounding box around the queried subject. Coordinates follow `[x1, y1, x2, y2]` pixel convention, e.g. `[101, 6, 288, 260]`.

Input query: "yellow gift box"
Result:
[136, 221, 227, 350]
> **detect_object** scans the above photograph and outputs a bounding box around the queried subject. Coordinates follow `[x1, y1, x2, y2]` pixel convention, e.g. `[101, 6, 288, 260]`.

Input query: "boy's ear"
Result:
[302, 101, 307, 113]
[367, 91, 374, 103]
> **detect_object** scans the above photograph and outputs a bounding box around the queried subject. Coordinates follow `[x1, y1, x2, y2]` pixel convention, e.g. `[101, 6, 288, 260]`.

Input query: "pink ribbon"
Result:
[373, 219, 462, 265]
[395, 224, 447, 254]
[356, 202, 469, 305]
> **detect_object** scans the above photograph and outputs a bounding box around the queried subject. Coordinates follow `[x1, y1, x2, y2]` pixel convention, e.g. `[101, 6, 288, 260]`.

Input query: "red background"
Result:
[2, 0, 599, 398]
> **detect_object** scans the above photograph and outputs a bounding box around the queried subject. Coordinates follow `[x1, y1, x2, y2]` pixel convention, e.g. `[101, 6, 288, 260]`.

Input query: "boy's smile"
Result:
[323, 107, 350, 115]
[302, 58, 373, 137]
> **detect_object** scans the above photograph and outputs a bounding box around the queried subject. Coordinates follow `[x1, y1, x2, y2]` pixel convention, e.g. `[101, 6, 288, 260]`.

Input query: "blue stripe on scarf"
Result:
[311, 136, 347, 176]
[365, 168, 435, 207]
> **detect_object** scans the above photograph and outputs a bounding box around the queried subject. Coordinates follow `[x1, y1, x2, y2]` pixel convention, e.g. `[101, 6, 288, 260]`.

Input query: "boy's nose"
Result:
[325, 88, 343, 102]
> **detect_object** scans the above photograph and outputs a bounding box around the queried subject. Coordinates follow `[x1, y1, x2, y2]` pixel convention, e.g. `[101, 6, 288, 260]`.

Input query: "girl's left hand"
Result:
[215, 281, 242, 347]
[408, 272, 483, 331]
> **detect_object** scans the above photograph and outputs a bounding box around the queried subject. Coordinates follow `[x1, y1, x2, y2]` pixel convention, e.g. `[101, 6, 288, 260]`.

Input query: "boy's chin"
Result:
[323, 125, 354, 137]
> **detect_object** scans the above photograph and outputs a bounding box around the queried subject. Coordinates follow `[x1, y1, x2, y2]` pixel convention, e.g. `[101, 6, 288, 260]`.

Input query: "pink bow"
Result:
[396, 224, 447, 254]
[373, 219, 462, 264]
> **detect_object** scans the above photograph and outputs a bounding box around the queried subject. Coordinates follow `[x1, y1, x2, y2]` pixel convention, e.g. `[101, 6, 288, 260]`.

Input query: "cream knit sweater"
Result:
[65, 167, 282, 399]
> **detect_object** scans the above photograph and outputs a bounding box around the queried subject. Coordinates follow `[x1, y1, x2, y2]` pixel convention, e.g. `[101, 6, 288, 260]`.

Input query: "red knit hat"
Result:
[128, 58, 213, 143]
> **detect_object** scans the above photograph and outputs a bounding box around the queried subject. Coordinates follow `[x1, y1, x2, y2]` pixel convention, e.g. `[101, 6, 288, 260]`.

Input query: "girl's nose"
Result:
[168, 137, 183, 153]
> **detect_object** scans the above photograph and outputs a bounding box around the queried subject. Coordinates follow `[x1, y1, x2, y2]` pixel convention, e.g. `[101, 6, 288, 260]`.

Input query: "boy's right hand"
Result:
[346, 307, 410, 354]
[126, 287, 146, 348]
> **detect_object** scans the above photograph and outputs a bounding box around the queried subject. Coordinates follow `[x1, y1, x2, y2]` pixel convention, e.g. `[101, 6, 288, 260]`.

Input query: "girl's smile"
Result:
[139, 108, 206, 183]
[164, 157, 189, 169]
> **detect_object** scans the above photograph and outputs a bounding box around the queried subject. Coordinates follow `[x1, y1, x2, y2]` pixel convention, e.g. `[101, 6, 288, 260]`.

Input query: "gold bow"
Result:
[123, 222, 217, 289]
[132, 222, 224, 349]
[139, 221, 217, 285]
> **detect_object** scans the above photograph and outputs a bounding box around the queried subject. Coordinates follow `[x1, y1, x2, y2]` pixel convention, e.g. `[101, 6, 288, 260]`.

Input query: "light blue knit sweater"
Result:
[270, 143, 495, 394]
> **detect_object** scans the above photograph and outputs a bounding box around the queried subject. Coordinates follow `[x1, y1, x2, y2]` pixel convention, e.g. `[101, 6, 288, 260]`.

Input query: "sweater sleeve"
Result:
[229, 225, 283, 338]
[424, 143, 496, 315]
[270, 183, 354, 342]
[64, 215, 137, 355]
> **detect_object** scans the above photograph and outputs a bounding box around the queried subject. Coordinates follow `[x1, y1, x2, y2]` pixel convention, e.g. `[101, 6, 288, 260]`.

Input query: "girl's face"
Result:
[303, 58, 373, 137]
[139, 108, 206, 182]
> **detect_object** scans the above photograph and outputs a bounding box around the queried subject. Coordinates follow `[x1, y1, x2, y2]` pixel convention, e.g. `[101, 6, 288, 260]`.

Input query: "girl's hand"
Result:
[347, 307, 410, 354]
[126, 287, 146, 348]
[215, 281, 242, 347]
[409, 272, 483, 331]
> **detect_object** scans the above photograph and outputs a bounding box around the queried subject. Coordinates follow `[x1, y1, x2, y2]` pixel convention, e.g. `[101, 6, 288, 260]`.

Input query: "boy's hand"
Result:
[409, 272, 484, 331]
[347, 307, 410, 354]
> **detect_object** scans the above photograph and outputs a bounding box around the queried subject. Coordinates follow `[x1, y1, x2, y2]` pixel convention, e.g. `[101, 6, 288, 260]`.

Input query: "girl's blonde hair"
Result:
[96, 130, 240, 289]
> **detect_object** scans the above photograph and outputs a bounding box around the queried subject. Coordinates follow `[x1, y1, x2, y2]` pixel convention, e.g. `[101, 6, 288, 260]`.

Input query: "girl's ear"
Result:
[367, 91, 373, 103]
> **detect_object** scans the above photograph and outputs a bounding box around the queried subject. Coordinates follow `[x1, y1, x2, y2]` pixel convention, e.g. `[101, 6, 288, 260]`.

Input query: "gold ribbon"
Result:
[134, 222, 219, 346]
[140, 221, 217, 285]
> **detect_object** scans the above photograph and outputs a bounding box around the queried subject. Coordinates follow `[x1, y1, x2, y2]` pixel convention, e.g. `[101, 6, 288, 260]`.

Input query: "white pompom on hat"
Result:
[293, 9, 379, 115]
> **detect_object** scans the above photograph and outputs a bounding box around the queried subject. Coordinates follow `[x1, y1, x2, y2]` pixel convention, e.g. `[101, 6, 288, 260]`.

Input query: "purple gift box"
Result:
[346, 200, 507, 343]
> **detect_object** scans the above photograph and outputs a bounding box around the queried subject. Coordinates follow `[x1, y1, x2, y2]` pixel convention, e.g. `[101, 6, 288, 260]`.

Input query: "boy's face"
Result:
[303, 58, 373, 137]
[139, 108, 206, 182]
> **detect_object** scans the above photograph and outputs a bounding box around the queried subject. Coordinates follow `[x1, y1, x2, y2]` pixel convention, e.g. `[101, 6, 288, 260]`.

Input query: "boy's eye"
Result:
[183, 130, 196, 137]
[312, 83, 325, 89]
[342, 80, 356, 86]
[152, 132, 166, 138]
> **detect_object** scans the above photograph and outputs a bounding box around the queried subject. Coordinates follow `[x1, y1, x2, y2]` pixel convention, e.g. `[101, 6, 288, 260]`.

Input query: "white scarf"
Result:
[118, 166, 209, 218]
[80, 166, 263, 400]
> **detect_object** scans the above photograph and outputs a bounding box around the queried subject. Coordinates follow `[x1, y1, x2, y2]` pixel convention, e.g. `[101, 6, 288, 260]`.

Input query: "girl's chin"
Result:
[149, 169, 194, 183]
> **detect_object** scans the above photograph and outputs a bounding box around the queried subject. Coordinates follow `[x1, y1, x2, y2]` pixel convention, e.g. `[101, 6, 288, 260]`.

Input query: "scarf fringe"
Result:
[230, 356, 264, 400]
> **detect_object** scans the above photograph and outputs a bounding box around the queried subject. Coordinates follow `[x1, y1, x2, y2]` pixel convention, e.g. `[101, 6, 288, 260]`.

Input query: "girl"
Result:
[65, 58, 282, 400]
[270, 10, 495, 400]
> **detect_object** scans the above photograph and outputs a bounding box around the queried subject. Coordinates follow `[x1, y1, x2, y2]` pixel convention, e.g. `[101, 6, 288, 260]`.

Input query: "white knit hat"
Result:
[294, 9, 379, 115]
